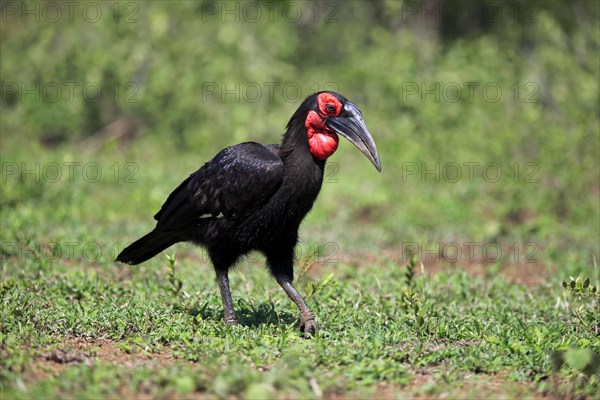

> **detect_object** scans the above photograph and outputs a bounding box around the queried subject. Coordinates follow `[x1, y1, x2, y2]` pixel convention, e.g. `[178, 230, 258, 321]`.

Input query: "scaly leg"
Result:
[276, 275, 317, 338]
[215, 269, 238, 324]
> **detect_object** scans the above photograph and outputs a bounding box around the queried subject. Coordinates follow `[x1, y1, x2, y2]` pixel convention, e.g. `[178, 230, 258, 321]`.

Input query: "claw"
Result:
[301, 318, 318, 338]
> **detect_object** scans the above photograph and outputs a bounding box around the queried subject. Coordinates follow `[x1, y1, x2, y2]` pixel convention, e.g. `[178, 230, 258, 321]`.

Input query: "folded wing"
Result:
[153, 142, 284, 230]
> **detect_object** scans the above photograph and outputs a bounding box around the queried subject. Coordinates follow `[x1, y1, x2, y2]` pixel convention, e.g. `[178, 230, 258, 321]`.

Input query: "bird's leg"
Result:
[275, 275, 317, 338]
[215, 269, 238, 324]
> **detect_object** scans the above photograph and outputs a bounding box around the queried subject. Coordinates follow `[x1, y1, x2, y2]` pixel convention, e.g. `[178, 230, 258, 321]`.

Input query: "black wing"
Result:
[154, 142, 283, 230]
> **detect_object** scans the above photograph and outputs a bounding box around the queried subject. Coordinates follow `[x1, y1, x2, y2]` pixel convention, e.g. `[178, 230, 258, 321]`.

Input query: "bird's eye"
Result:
[317, 93, 342, 116]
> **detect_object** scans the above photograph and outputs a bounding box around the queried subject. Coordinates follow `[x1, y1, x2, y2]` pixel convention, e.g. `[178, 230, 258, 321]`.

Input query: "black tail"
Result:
[116, 230, 179, 265]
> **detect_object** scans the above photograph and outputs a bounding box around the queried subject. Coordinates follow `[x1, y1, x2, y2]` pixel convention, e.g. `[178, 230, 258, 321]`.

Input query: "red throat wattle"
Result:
[305, 110, 339, 160]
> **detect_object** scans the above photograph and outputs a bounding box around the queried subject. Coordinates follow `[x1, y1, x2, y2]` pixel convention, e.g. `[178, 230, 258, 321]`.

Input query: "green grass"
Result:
[1, 141, 599, 399]
[1, 246, 598, 398]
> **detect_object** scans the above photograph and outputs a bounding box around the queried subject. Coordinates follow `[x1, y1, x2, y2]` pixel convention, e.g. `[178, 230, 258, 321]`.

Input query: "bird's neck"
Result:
[278, 117, 326, 202]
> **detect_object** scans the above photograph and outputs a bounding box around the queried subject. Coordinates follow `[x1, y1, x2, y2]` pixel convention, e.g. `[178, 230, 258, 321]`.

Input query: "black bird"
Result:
[116, 91, 381, 337]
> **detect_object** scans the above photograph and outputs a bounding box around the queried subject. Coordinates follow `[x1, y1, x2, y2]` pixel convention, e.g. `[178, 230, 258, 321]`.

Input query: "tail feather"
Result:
[116, 230, 179, 265]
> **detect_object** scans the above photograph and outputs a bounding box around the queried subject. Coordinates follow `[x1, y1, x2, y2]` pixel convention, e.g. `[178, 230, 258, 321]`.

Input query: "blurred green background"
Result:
[1, 0, 599, 270]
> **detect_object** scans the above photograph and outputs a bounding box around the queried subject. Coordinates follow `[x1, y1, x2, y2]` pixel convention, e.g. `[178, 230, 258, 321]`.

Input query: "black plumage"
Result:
[116, 91, 381, 336]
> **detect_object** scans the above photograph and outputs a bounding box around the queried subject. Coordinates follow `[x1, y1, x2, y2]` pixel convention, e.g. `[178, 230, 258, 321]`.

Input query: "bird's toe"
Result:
[301, 318, 318, 338]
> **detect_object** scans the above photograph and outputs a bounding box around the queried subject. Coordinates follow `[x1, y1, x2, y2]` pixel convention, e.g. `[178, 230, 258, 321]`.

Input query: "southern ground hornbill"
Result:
[116, 91, 381, 337]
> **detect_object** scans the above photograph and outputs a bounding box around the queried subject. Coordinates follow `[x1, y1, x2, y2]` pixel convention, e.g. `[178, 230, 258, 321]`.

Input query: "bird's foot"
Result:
[300, 314, 318, 338]
[224, 316, 238, 325]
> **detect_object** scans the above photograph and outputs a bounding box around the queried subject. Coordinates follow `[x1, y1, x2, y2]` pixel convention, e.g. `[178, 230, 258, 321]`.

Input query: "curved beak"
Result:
[325, 101, 382, 172]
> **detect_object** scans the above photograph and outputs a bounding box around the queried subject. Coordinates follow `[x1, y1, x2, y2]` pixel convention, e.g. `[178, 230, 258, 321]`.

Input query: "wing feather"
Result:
[154, 142, 283, 230]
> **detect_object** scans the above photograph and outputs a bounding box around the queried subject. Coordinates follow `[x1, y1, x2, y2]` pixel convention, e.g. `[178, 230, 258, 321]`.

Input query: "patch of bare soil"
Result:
[325, 369, 556, 400]
[32, 337, 176, 379]
[306, 245, 549, 286]
[12, 337, 210, 399]
[404, 369, 555, 400]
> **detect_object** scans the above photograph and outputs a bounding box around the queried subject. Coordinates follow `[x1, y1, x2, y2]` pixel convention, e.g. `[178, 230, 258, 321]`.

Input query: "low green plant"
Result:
[562, 276, 599, 300]
[164, 253, 183, 296]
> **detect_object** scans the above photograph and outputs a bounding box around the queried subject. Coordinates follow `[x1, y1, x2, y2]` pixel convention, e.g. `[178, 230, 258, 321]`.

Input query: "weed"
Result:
[164, 253, 183, 296]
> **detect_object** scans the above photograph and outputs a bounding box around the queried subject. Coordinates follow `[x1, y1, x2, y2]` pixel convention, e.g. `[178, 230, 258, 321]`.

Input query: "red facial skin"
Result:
[305, 93, 343, 161]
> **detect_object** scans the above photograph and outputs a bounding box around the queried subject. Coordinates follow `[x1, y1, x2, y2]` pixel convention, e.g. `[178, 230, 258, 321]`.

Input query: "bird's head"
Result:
[291, 91, 381, 172]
